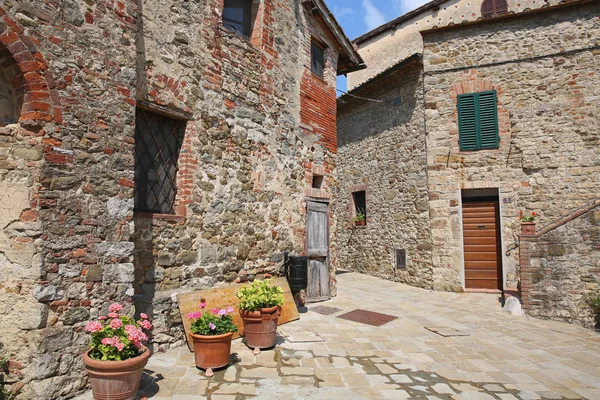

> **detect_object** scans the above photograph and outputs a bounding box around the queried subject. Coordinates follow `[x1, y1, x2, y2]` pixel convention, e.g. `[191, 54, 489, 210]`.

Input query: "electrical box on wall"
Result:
[395, 249, 406, 269]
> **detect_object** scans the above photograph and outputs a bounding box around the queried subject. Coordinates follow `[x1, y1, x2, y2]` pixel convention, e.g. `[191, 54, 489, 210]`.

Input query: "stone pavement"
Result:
[75, 272, 600, 399]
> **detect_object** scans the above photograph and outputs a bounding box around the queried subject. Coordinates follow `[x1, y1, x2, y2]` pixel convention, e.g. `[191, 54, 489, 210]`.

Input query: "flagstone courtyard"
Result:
[75, 272, 600, 399]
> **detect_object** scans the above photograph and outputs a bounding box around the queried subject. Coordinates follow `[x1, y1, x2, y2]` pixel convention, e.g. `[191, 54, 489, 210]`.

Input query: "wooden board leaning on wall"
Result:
[177, 277, 299, 352]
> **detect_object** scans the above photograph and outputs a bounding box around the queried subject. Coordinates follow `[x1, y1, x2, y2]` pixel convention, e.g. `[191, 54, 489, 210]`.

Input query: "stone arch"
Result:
[0, 7, 61, 125]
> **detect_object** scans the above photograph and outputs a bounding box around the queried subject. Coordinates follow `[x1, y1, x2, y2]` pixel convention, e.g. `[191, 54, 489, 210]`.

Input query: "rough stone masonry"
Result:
[0, 0, 362, 398]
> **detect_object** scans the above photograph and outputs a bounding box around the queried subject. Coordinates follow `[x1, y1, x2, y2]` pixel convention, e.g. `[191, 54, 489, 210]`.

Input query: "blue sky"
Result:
[325, 0, 430, 93]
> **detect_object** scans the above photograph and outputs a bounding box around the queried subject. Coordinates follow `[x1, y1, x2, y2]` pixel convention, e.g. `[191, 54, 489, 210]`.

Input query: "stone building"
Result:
[336, 0, 599, 326]
[0, 0, 362, 398]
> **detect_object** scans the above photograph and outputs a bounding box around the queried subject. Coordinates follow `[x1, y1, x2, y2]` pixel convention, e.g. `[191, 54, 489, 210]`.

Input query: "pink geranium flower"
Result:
[218, 309, 227, 316]
[140, 320, 152, 330]
[108, 312, 118, 319]
[208, 323, 216, 330]
[199, 302, 206, 309]
[187, 311, 202, 320]
[110, 318, 123, 329]
[109, 303, 124, 313]
[140, 313, 148, 319]
[227, 307, 234, 313]
[211, 308, 219, 315]
[85, 321, 103, 333]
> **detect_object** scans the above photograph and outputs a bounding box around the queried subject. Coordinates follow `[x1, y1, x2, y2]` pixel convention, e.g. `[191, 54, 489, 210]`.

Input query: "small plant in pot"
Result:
[82, 303, 152, 400]
[237, 279, 284, 354]
[187, 301, 237, 376]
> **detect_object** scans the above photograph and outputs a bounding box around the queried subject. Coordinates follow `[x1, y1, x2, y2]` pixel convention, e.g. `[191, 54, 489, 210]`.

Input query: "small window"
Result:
[223, 0, 251, 39]
[395, 249, 406, 270]
[352, 190, 366, 226]
[134, 108, 186, 214]
[481, 0, 508, 19]
[312, 174, 324, 189]
[311, 41, 324, 79]
[457, 90, 499, 151]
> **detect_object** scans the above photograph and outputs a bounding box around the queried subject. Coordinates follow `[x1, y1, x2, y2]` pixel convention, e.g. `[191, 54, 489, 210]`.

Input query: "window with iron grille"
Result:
[457, 90, 499, 151]
[481, 0, 508, 19]
[223, 0, 252, 39]
[134, 108, 186, 214]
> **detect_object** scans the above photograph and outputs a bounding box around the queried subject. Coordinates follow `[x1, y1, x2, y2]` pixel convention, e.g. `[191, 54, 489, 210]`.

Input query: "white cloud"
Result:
[362, 0, 386, 30]
[394, 0, 431, 15]
[333, 6, 354, 20]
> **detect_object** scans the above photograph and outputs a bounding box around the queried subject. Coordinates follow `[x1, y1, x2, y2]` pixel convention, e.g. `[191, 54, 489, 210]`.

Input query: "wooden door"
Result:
[462, 200, 502, 290]
[306, 201, 330, 301]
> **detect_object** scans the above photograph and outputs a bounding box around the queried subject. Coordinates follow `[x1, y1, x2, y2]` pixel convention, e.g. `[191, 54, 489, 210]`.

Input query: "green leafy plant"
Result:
[237, 279, 284, 312]
[187, 302, 238, 336]
[84, 303, 152, 361]
[352, 212, 365, 222]
[519, 211, 536, 222]
[585, 291, 600, 329]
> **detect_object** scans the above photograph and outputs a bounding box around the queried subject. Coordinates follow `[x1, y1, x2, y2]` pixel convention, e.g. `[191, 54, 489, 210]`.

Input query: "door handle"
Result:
[477, 225, 486, 229]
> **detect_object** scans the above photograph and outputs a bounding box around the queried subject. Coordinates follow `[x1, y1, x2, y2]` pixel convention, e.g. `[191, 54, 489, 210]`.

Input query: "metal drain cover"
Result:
[337, 309, 397, 326]
[310, 305, 342, 315]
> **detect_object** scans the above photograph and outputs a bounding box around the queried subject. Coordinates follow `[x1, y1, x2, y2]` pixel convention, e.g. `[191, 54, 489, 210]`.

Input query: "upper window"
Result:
[223, 0, 252, 39]
[481, 0, 508, 19]
[457, 90, 499, 151]
[311, 41, 324, 79]
[134, 108, 186, 214]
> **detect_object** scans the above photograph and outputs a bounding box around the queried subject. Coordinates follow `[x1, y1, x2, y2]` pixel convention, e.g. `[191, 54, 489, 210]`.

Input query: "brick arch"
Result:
[449, 71, 511, 152]
[0, 7, 61, 125]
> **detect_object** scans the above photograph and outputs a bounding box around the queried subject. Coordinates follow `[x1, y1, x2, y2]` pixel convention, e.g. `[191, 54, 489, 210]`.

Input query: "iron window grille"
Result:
[395, 249, 406, 270]
[222, 0, 252, 39]
[134, 108, 186, 214]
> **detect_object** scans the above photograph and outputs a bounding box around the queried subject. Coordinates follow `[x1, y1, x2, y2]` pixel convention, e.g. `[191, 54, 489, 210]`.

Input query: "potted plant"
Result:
[83, 303, 152, 400]
[353, 212, 366, 226]
[237, 279, 284, 354]
[519, 211, 536, 235]
[187, 301, 237, 376]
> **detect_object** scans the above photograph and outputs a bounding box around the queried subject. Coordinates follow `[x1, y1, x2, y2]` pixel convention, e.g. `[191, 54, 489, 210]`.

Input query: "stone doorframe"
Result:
[458, 182, 507, 292]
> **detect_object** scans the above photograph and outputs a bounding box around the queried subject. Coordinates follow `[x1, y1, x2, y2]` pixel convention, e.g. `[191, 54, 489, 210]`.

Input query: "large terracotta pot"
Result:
[191, 331, 233, 370]
[240, 305, 281, 349]
[83, 346, 150, 400]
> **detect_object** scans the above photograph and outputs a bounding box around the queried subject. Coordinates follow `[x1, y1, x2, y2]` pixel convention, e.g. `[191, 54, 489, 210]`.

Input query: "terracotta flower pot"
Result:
[191, 331, 233, 370]
[521, 222, 536, 236]
[83, 346, 150, 400]
[354, 220, 366, 227]
[240, 305, 281, 349]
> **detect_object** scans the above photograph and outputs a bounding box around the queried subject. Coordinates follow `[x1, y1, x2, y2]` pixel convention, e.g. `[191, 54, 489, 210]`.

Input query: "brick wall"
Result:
[520, 203, 600, 328]
[0, 0, 345, 398]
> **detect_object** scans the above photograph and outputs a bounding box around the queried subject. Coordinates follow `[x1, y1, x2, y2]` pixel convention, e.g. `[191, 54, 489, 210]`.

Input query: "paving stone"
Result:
[280, 366, 314, 375]
[214, 383, 256, 395]
[240, 367, 280, 379]
[390, 374, 412, 383]
[375, 363, 397, 374]
[315, 373, 345, 387]
[431, 383, 455, 394]
[280, 376, 315, 386]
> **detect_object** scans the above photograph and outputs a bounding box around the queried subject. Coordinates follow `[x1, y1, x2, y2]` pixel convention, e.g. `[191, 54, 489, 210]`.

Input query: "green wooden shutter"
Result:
[458, 94, 478, 150]
[458, 90, 499, 150]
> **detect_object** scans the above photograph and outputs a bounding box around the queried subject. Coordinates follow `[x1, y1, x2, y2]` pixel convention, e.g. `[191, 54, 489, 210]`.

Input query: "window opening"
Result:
[223, 0, 252, 39]
[312, 174, 324, 189]
[395, 249, 406, 269]
[134, 108, 186, 214]
[481, 0, 508, 19]
[457, 90, 499, 151]
[352, 190, 366, 226]
[311, 41, 324, 79]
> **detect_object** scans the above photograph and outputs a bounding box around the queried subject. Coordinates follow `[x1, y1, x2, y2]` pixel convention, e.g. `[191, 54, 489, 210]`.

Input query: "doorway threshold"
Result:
[464, 288, 502, 294]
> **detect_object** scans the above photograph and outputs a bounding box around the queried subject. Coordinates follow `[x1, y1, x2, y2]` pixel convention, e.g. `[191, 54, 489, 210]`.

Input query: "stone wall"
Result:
[335, 58, 433, 288]
[348, 0, 576, 90]
[524, 206, 600, 328]
[0, 0, 345, 398]
[422, 2, 600, 291]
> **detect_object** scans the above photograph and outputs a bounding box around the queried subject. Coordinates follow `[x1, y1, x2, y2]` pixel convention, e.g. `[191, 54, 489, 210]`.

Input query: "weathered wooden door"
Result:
[306, 201, 330, 301]
[462, 200, 503, 290]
